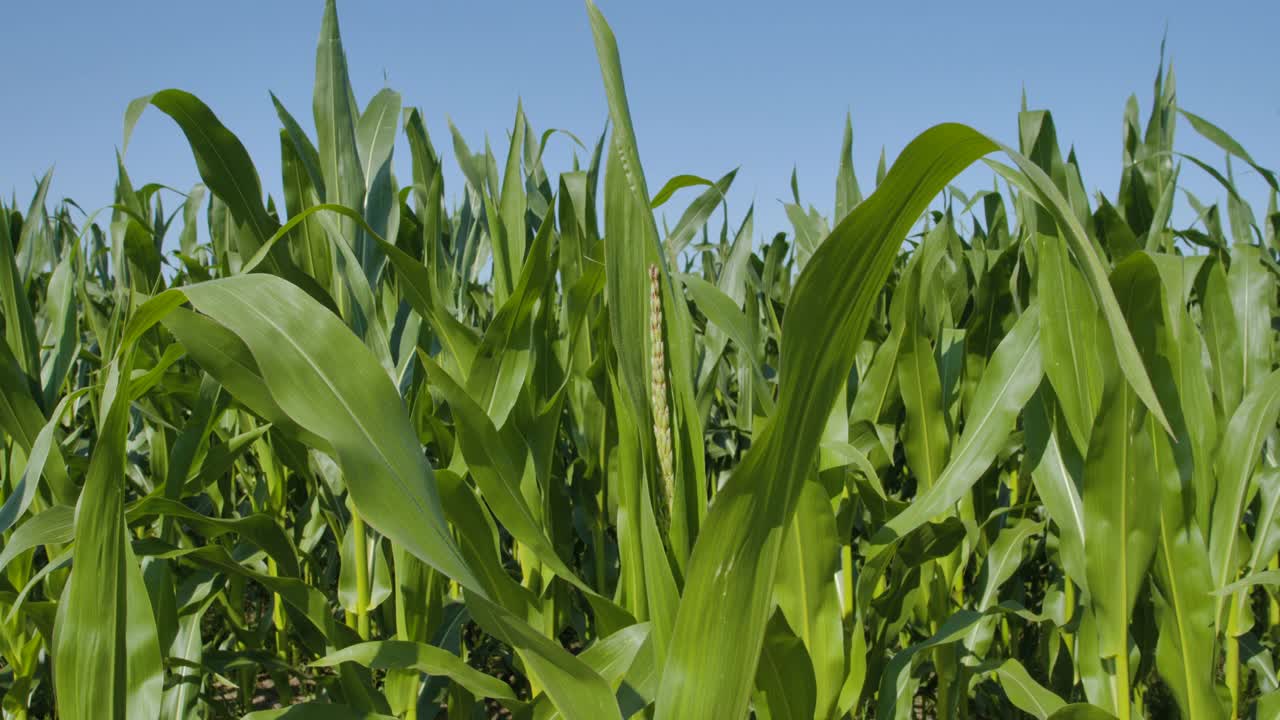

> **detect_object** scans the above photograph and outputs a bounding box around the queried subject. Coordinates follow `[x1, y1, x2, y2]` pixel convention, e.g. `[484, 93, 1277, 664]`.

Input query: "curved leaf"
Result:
[312, 640, 517, 701]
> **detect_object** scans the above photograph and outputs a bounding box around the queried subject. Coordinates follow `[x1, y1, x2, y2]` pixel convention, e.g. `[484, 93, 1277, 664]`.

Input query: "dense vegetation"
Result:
[1, 2, 1277, 718]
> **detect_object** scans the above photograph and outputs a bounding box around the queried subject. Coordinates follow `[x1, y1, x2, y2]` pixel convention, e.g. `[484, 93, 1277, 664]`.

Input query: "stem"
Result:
[1114, 637, 1131, 720]
[349, 496, 370, 641]
[935, 643, 959, 718]
[267, 556, 288, 660]
[1063, 578, 1078, 686]
[595, 415, 609, 592]
[239, 666, 254, 715]
[593, 512, 607, 591]
[1227, 598, 1241, 720]
[448, 636, 471, 716]
[926, 562, 959, 719]
[1270, 554, 1279, 630]
[840, 543, 854, 624]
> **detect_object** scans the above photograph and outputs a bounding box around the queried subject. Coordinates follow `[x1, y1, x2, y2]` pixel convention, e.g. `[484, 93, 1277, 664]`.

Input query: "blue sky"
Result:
[2, 1, 1276, 246]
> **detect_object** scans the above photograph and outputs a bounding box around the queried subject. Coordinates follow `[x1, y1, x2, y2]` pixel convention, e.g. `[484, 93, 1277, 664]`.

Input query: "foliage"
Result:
[0, 2, 1277, 718]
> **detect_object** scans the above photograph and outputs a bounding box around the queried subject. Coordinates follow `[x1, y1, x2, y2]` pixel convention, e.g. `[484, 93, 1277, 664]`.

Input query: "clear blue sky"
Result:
[2, 1, 1276, 246]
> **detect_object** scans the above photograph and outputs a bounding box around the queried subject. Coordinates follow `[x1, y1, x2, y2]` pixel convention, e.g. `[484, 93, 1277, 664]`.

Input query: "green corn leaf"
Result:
[1036, 232, 1103, 453]
[896, 257, 951, 490]
[1046, 704, 1120, 720]
[1024, 389, 1089, 595]
[653, 118, 1000, 718]
[835, 112, 863, 220]
[467, 591, 622, 720]
[1081, 256, 1162, 704]
[312, 641, 518, 701]
[243, 706, 397, 720]
[588, 0, 707, 570]
[0, 205, 40, 377]
[873, 304, 1042, 546]
[52, 358, 164, 720]
[664, 168, 736, 258]
[156, 276, 480, 589]
[1179, 109, 1278, 191]
[650, 173, 714, 209]
[4, 9, 1274, 719]
[755, 612, 818, 720]
[985, 658, 1068, 719]
[1209, 367, 1280, 626]
[124, 90, 273, 257]
[986, 155, 1172, 435]
[0, 504, 74, 575]
[774, 481, 845, 719]
[313, 0, 364, 229]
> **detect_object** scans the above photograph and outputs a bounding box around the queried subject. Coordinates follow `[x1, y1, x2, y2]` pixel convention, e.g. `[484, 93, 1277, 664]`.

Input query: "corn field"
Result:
[1, 2, 1277, 719]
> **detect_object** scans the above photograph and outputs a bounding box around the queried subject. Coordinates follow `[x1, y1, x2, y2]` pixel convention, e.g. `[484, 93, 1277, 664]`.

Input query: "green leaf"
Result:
[0, 390, 84, 535]
[243, 705, 397, 720]
[466, 592, 622, 720]
[149, 277, 482, 592]
[127, 497, 299, 578]
[0, 203, 40, 377]
[664, 168, 736, 258]
[1046, 704, 1119, 720]
[1079, 256, 1162, 714]
[1200, 257, 1244, 418]
[653, 118, 1000, 719]
[1024, 389, 1089, 595]
[679, 272, 769, 400]
[896, 258, 951, 490]
[1227, 244, 1274, 400]
[1036, 232, 1103, 453]
[0, 337, 73, 504]
[985, 156, 1172, 435]
[491, 102, 528, 305]
[160, 604, 209, 720]
[312, 640, 518, 700]
[1179, 109, 1278, 191]
[966, 519, 1043, 652]
[533, 624, 654, 720]
[124, 90, 273, 257]
[53, 359, 164, 720]
[755, 612, 817, 720]
[588, 0, 707, 572]
[835, 112, 863, 220]
[140, 277, 618, 720]
[873, 305, 1042, 545]
[650, 173, 714, 209]
[774, 481, 845, 719]
[1142, 281, 1226, 720]
[0, 505, 74, 575]
[1215, 569, 1280, 596]
[983, 658, 1067, 719]
[419, 353, 589, 594]
[312, 0, 364, 221]
[1209, 368, 1280, 626]
[876, 607, 1003, 719]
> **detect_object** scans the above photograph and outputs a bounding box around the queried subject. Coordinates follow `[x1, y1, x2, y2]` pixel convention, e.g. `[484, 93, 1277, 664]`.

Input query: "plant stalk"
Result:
[1114, 641, 1131, 720]
[1270, 554, 1279, 630]
[349, 496, 371, 641]
[1227, 598, 1241, 720]
[1063, 578, 1078, 686]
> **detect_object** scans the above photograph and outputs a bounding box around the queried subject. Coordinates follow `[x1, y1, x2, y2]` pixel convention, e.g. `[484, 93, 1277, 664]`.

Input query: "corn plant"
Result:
[0, 2, 1277, 719]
